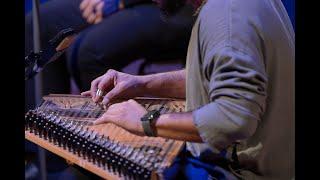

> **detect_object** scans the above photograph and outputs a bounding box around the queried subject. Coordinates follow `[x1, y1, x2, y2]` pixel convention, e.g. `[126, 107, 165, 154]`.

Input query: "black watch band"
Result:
[141, 110, 160, 137]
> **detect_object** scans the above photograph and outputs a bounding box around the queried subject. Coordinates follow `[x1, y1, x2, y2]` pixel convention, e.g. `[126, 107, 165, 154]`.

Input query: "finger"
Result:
[94, 16, 103, 24]
[102, 83, 126, 105]
[93, 114, 114, 125]
[95, 1, 104, 18]
[87, 13, 97, 24]
[90, 76, 103, 101]
[95, 73, 116, 102]
[81, 91, 91, 96]
[93, 1, 104, 24]
[83, 0, 100, 19]
[80, 0, 90, 11]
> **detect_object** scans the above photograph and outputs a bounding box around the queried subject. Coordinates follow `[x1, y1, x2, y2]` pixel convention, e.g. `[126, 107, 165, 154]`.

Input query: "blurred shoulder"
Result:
[198, 0, 272, 23]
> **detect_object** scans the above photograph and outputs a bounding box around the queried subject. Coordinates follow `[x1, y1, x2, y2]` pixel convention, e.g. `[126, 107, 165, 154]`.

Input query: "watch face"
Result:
[142, 110, 159, 122]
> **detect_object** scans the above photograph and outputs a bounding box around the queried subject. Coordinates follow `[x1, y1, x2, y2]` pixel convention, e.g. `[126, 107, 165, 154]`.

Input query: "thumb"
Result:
[93, 114, 112, 125]
[81, 90, 91, 96]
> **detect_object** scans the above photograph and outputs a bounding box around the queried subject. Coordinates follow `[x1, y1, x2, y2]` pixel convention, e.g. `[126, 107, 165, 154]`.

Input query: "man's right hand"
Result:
[81, 69, 147, 105]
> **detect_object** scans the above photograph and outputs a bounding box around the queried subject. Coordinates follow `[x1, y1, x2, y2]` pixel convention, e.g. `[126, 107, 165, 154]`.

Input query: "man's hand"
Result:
[80, 0, 120, 24]
[80, 0, 105, 24]
[81, 69, 147, 105]
[93, 99, 202, 142]
[94, 99, 147, 136]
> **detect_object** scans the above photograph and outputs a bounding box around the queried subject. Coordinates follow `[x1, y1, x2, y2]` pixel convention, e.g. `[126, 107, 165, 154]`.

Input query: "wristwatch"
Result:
[141, 110, 161, 137]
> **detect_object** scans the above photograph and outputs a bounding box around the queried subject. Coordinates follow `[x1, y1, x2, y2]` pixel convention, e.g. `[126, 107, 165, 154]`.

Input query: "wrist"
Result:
[141, 109, 161, 137]
[137, 75, 154, 96]
[155, 113, 170, 130]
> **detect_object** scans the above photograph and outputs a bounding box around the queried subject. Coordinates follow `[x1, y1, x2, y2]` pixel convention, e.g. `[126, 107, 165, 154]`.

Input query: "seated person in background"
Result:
[25, 0, 195, 94]
[82, 0, 295, 179]
[25, 0, 195, 178]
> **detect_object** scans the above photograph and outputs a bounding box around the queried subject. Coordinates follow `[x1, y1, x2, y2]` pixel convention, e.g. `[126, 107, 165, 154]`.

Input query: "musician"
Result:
[82, 0, 295, 179]
[25, 1, 196, 178]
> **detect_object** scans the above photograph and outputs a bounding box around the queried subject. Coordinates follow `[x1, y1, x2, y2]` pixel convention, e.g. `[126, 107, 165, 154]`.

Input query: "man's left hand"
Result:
[94, 99, 147, 136]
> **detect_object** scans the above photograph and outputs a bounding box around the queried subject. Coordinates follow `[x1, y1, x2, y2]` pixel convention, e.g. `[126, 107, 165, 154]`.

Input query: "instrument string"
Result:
[33, 96, 185, 173]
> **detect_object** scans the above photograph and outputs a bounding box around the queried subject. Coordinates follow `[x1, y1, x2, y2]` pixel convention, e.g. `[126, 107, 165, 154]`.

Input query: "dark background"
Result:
[24, 0, 296, 29]
[0, 0, 311, 179]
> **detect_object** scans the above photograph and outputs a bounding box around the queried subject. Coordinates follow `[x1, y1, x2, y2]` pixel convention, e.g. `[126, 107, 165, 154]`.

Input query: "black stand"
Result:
[31, 0, 47, 179]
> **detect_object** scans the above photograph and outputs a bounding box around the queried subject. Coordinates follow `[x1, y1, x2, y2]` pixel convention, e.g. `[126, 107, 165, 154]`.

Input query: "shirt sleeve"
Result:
[193, 0, 268, 151]
[193, 46, 267, 151]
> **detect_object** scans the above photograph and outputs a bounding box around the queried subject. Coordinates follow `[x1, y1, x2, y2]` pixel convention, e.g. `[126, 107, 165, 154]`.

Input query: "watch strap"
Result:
[141, 110, 160, 137]
[141, 119, 156, 137]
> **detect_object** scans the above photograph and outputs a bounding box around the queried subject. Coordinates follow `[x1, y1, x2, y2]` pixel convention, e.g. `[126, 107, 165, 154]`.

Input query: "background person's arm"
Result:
[80, 0, 152, 24]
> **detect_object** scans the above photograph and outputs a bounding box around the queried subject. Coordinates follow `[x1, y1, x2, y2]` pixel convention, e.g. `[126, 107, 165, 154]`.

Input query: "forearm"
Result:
[155, 112, 203, 142]
[141, 70, 186, 98]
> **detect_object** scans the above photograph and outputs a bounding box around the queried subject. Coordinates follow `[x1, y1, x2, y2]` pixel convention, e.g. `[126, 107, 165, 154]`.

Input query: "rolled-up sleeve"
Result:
[193, 46, 267, 151]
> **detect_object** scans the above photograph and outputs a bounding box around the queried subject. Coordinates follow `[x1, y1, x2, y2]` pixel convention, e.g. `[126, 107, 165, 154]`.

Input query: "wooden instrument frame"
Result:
[25, 94, 186, 180]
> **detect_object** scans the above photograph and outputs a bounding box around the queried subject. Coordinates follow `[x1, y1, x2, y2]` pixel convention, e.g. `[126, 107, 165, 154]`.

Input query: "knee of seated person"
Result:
[66, 38, 100, 76]
[76, 43, 106, 72]
[69, 43, 108, 90]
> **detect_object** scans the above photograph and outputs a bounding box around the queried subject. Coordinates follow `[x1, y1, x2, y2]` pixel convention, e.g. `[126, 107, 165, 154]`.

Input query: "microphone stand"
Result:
[31, 0, 47, 179]
[27, 2, 83, 179]
[27, 3, 85, 179]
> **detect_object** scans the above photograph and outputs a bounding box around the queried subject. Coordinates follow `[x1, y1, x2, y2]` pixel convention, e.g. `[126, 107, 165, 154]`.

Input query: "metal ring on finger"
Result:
[96, 89, 104, 97]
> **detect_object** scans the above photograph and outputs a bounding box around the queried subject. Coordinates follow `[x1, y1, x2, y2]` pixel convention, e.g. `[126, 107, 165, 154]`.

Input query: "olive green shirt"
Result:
[185, 0, 294, 179]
